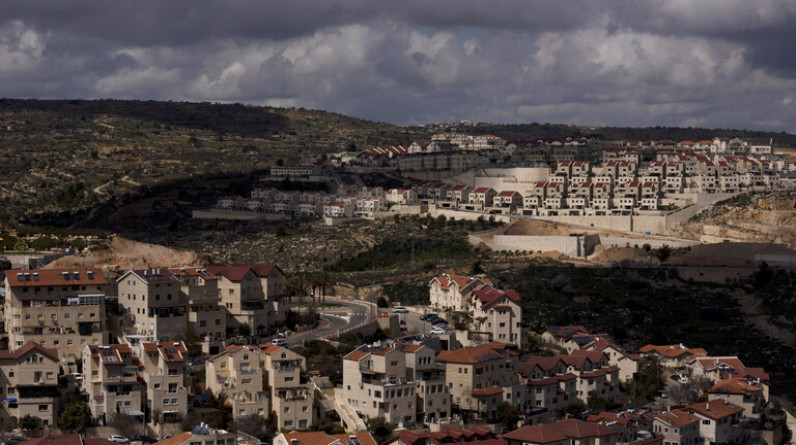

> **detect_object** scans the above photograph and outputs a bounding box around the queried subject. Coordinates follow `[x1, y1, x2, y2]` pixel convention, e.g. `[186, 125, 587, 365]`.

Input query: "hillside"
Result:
[675, 192, 796, 248]
[1, 99, 795, 229]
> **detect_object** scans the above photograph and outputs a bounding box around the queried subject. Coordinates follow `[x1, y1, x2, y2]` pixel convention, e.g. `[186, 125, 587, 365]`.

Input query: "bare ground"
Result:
[46, 236, 209, 271]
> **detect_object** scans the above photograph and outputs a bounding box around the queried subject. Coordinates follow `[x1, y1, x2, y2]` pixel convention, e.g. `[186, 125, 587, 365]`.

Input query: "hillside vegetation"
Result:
[1, 99, 794, 229]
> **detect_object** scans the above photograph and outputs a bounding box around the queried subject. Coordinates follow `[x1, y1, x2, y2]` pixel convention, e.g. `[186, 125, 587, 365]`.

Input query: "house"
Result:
[708, 377, 765, 419]
[387, 425, 500, 445]
[168, 267, 226, 344]
[518, 356, 576, 419]
[274, 431, 376, 445]
[4, 268, 107, 368]
[393, 342, 451, 425]
[682, 400, 745, 445]
[541, 325, 589, 352]
[449, 185, 473, 204]
[342, 343, 417, 427]
[639, 344, 707, 369]
[206, 264, 288, 337]
[429, 274, 492, 311]
[151, 424, 236, 445]
[436, 343, 522, 422]
[261, 344, 314, 431]
[217, 195, 246, 210]
[137, 341, 189, 424]
[494, 191, 523, 210]
[117, 269, 187, 342]
[386, 189, 418, 205]
[0, 342, 59, 429]
[296, 200, 323, 217]
[82, 344, 144, 425]
[582, 338, 639, 382]
[323, 201, 354, 219]
[469, 188, 498, 207]
[503, 418, 625, 445]
[650, 410, 700, 445]
[206, 345, 268, 420]
[470, 286, 524, 347]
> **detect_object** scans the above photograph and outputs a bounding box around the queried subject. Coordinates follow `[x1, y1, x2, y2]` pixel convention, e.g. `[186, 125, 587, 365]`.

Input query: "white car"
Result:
[108, 436, 130, 444]
[430, 327, 447, 335]
[391, 306, 408, 313]
[271, 339, 288, 347]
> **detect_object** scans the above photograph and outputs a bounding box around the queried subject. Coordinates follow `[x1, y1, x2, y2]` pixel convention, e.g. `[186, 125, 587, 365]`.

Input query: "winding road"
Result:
[285, 299, 374, 346]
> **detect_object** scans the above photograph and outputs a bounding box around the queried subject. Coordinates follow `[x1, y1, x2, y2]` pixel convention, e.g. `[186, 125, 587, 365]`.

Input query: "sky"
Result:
[2, 1, 796, 133]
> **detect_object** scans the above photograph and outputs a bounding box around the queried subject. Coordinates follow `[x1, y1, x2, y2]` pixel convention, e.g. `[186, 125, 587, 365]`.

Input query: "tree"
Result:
[656, 244, 671, 263]
[367, 417, 394, 443]
[562, 402, 587, 418]
[19, 414, 41, 432]
[495, 401, 522, 429]
[58, 396, 91, 433]
[238, 323, 252, 337]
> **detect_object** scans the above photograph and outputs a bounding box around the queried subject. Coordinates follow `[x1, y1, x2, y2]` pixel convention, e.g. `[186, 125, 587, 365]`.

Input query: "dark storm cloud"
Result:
[1, 1, 795, 132]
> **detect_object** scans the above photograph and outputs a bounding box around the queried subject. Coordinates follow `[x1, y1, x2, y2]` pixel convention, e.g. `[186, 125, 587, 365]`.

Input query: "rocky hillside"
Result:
[675, 192, 796, 248]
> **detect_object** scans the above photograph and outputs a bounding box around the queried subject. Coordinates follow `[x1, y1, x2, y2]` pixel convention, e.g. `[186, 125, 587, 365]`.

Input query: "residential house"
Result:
[449, 185, 473, 204]
[168, 267, 226, 344]
[4, 268, 107, 367]
[117, 269, 187, 342]
[541, 326, 589, 353]
[392, 342, 451, 425]
[137, 341, 189, 424]
[206, 345, 268, 420]
[650, 410, 700, 445]
[386, 189, 418, 205]
[217, 196, 246, 210]
[274, 431, 376, 445]
[262, 344, 314, 431]
[503, 418, 625, 445]
[323, 202, 355, 219]
[639, 344, 707, 369]
[0, 342, 59, 429]
[682, 400, 745, 445]
[152, 424, 236, 445]
[469, 188, 498, 207]
[436, 343, 522, 422]
[708, 377, 765, 420]
[493, 191, 523, 211]
[82, 344, 143, 425]
[470, 286, 524, 347]
[342, 343, 416, 427]
[429, 274, 492, 311]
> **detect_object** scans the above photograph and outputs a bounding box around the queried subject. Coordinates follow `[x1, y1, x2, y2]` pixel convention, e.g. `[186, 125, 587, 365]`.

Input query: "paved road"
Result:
[286, 299, 372, 346]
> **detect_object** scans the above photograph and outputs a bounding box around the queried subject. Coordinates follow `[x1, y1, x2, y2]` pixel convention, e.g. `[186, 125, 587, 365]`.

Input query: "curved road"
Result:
[286, 299, 372, 346]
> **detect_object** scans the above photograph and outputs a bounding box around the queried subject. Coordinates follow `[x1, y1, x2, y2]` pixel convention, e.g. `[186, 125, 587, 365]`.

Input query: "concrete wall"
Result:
[474, 167, 550, 191]
[429, 208, 511, 223]
[599, 237, 699, 249]
[665, 192, 740, 229]
[490, 235, 599, 257]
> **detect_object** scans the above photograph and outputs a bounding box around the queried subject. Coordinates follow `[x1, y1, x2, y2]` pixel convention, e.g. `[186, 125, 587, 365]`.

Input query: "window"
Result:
[163, 399, 170, 405]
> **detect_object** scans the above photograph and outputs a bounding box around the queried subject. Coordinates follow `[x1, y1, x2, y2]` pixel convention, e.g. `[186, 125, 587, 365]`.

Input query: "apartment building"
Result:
[168, 267, 226, 343]
[206, 345, 268, 419]
[436, 343, 522, 422]
[136, 341, 189, 424]
[82, 344, 143, 424]
[155, 423, 236, 445]
[395, 342, 451, 425]
[4, 268, 107, 367]
[117, 269, 187, 342]
[206, 264, 287, 337]
[519, 356, 577, 420]
[0, 342, 59, 429]
[343, 342, 416, 427]
[262, 344, 314, 431]
[639, 344, 707, 369]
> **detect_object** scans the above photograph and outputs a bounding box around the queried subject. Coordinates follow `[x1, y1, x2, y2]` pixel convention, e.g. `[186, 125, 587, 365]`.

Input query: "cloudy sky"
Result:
[2, 1, 796, 132]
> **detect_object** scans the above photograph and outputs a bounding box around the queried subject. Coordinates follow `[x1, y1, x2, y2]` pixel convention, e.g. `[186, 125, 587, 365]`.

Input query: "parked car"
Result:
[419, 314, 435, 321]
[134, 436, 158, 444]
[433, 322, 449, 329]
[430, 327, 447, 335]
[7, 437, 28, 445]
[271, 339, 288, 347]
[108, 436, 130, 444]
[428, 316, 446, 325]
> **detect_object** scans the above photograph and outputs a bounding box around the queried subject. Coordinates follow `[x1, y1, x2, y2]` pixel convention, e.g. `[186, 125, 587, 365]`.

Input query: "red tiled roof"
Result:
[683, 399, 744, 420]
[141, 341, 188, 363]
[6, 268, 106, 288]
[651, 410, 699, 428]
[0, 341, 59, 362]
[21, 435, 116, 445]
[503, 419, 622, 444]
[154, 432, 193, 445]
[282, 432, 376, 445]
[472, 386, 503, 397]
[437, 343, 506, 365]
[709, 377, 764, 395]
[639, 344, 708, 358]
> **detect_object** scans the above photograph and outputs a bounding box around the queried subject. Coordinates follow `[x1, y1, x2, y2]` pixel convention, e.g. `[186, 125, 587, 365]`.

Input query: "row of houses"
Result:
[3, 264, 288, 370]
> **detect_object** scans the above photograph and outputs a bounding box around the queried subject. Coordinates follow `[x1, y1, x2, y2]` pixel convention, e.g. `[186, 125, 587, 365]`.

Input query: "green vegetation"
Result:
[58, 396, 91, 433]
